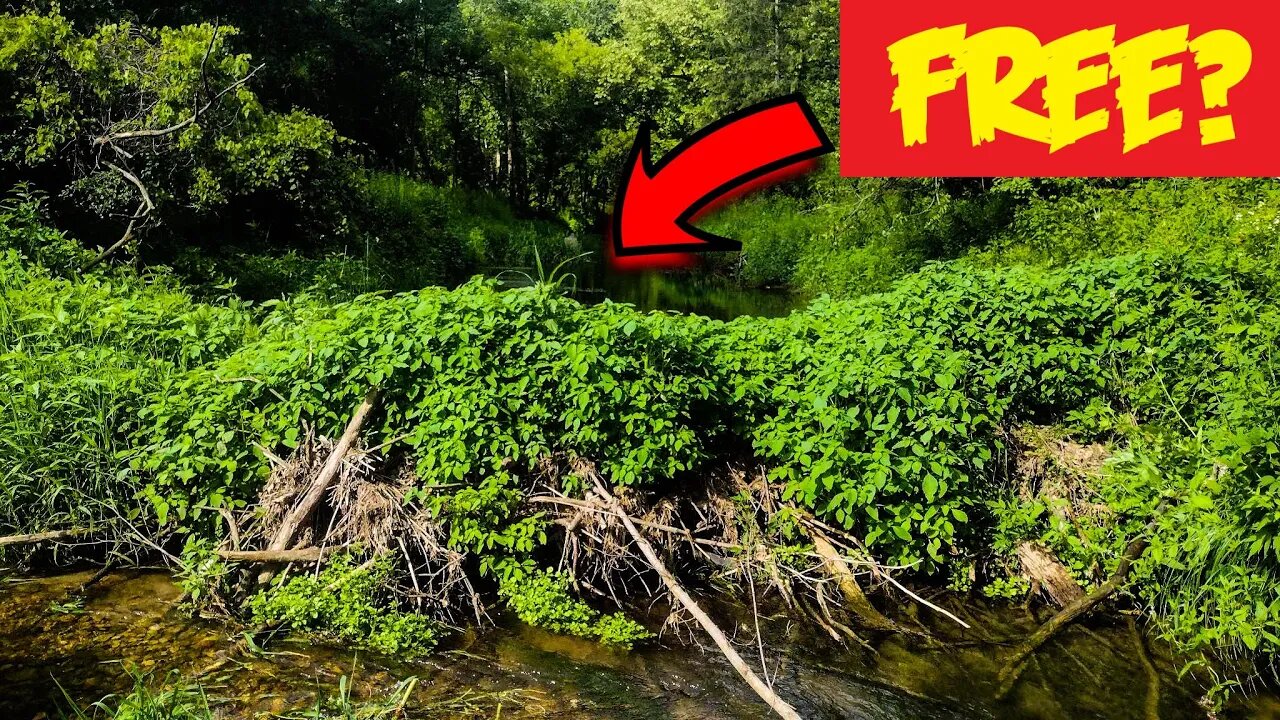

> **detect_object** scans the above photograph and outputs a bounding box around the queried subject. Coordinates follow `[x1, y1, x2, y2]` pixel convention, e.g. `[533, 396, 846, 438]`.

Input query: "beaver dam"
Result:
[7, 246, 1280, 719]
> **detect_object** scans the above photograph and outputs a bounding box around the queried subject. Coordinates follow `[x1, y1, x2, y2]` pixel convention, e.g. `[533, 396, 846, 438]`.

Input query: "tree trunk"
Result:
[997, 504, 1167, 697]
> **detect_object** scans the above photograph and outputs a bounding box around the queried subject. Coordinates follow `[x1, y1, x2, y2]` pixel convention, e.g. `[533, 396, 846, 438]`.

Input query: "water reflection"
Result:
[584, 270, 804, 320]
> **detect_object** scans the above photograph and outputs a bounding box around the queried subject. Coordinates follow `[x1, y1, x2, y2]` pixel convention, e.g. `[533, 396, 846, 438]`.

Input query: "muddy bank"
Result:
[0, 571, 1275, 719]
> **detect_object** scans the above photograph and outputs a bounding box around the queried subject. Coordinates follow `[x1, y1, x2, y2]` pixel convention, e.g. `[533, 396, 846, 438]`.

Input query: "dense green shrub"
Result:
[498, 569, 653, 648]
[247, 553, 438, 657]
[0, 225, 254, 540]
[125, 246, 1275, 591]
[7, 197, 1280, 665]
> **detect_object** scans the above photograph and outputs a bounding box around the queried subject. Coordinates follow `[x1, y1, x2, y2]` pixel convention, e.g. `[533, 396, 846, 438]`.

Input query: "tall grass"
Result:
[0, 234, 255, 556]
[59, 669, 212, 720]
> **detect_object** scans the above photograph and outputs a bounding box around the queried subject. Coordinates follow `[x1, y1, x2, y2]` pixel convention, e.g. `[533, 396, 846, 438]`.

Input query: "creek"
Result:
[586, 270, 803, 320]
[4, 571, 1276, 719]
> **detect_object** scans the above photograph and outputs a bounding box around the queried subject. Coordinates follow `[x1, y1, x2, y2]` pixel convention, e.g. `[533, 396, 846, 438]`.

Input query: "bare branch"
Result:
[84, 217, 136, 270]
[104, 161, 154, 214]
[94, 63, 264, 146]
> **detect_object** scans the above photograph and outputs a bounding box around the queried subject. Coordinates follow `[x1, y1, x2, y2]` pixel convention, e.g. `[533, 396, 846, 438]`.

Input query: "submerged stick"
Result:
[803, 521, 900, 634]
[1130, 616, 1162, 720]
[78, 562, 115, 593]
[587, 476, 803, 720]
[259, 389, 380, 585]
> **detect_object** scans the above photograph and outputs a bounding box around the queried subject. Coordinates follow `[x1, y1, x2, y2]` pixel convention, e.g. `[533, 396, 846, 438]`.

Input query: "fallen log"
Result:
[258, 389, 379, 585]
[997, 503, 1167, 697]
[586, 475, 803, 720]
[221, 548, 326, 563]
[0, 528, 88, 547]
[1016, 542, 1085, 607]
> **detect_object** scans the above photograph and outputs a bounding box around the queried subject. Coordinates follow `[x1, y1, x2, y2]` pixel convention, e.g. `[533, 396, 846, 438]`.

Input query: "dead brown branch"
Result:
[802, 519, 900, 633]
[0, 528, 89, 546]
[1017, 542, 1085, 607]
[584, 470, 803, 720]
[220, 548, 326, 563]
[85, 217, 137, 270]
[258, 390, 380, 584]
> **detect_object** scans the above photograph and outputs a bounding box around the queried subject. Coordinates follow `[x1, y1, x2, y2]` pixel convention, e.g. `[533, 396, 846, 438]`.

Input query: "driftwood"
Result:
[586, 475, 803, 720]
[997, 504, 1167, 697]
[1017, 542, 1085, 607]
[221, 548, 326, 563]
[258, 389, 380, 584]
[0, 528, 88, 546]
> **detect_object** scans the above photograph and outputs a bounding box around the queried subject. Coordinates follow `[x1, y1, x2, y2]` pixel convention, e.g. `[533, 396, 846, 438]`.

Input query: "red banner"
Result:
[841, 1, 1280, 176]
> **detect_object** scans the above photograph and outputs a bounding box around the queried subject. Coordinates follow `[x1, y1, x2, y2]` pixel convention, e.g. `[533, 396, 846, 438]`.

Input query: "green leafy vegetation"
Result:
[247, 553, 439, 657]
[499, 569, 653, 648]
[6, 184, 1280, 679]
[59, 668, 212, 720]
[57, 668, 501, 720]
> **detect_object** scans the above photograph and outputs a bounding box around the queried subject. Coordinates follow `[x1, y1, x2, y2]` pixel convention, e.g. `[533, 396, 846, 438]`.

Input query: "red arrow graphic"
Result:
[612, 94, 834, 257]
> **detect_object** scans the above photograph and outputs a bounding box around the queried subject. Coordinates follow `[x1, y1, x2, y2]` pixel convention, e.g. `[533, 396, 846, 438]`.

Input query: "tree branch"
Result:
[94, 63, 264, 146]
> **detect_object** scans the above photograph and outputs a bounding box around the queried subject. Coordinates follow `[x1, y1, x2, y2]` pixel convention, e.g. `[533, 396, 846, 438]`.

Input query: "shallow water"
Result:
[0, 571, 1273, 719]
[588, 270, 804, 320]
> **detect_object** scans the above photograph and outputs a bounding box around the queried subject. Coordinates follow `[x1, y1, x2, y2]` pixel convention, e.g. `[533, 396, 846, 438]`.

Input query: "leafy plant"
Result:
[247, 553, 438, 657]
[58, 668, 212, 720]
[499, 568, 653, 648]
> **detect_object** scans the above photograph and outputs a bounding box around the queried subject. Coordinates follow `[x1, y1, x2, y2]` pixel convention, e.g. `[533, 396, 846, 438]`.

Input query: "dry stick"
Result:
[103, 162, 155, 214]
[587, 478, 804, 720]
[86, 217, 137, 269]
[996, 503, 1167, 698]
[257, 389, 380, 585]
[220, 548, 326, 563]
[84, 163, 155, 270]
[532, 495, 891, 569]
[879, 572, 971, 630]
[0, 528, 88, 546]
[814, 580, 875, 653]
